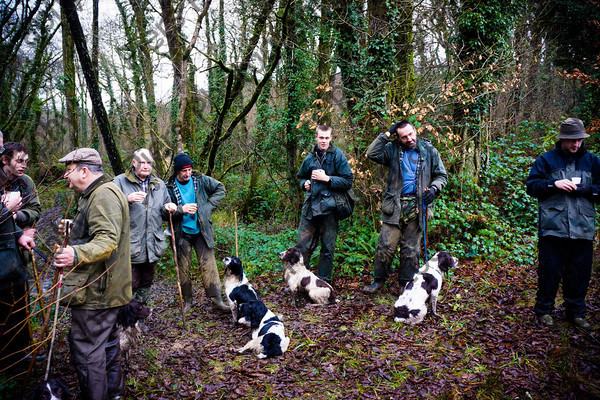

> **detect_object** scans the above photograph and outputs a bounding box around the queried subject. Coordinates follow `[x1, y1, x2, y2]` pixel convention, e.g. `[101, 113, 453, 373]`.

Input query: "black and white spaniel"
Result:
[31, 378, 72, 400]
[279, 246, 336, 306]
[116, 298, 152, 362]
[393, 251, 457, 325]
[236, 300, 290, 359]
[223, 256, 260, 325]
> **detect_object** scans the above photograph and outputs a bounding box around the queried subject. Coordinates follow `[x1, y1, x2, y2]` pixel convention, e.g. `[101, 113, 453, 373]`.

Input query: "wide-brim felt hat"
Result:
[557, 118, 589, 139]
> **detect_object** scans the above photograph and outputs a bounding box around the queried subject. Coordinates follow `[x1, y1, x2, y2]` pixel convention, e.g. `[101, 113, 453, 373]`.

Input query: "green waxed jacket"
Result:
[367, 134, 448, 228]
[65, 174, 132, 310]
[166, 171, 226, 250]
[113, 169, 171, 264]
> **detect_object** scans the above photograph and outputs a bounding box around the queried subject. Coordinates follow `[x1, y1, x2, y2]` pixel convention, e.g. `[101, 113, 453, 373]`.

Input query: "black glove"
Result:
[573, 185, 596, 198]
[388, 122, 401, 136]
[423, 187, 437, 205]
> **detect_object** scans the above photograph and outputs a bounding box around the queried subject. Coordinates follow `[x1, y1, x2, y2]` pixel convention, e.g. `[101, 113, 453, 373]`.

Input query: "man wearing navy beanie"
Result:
[166, 153, 229, 313]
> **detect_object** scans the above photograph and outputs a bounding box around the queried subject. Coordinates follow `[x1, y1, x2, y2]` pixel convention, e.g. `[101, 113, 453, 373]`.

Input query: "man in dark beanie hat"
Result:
[526, 117, 600, 329]
[166, 153, 228, 313]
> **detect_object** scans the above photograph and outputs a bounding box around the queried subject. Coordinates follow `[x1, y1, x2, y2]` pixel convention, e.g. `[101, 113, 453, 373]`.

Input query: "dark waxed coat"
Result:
[297, 145, 353, 219]
[166, 171, 226, 250]
[0, 207, 26, 287]
[367, 134, 447, 228]
[64, 174, 132, 310]
[526, 142, 600, 240]
[0, 171, 41, 228]
[114, 169, 171, 264]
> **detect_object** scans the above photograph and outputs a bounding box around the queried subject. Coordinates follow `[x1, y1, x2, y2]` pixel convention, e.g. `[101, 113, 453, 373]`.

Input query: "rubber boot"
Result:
[209, 295, 230, 313]
[202, 261, 230, 313]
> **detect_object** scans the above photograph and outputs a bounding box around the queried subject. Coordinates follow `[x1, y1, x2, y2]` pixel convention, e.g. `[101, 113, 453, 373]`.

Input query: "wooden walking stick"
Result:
[45, 220, 72, 380]
[168, 212, 187, 330]
[234, 211, 239, 257]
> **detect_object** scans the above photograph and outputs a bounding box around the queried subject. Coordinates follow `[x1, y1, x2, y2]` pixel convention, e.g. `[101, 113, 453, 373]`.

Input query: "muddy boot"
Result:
[209, 296, 230, 313]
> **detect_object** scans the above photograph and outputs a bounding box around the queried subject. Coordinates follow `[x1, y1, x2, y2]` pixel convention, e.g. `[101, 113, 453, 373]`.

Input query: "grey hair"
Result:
[75, 163, 104, 173]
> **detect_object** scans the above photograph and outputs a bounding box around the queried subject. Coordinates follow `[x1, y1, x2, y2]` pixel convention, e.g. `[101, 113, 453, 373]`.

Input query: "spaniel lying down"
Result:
[279, 246, 336, 306]
[393, 251, 457, 325]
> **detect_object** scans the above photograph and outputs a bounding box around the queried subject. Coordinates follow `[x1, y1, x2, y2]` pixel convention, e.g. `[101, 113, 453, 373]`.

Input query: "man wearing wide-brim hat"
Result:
[55, 147, 131, 400]
[526, 118, 600, 329]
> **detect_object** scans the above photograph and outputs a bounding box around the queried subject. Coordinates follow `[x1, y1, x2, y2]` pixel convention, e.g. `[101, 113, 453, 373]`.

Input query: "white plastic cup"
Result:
[572, 177, 582, 185]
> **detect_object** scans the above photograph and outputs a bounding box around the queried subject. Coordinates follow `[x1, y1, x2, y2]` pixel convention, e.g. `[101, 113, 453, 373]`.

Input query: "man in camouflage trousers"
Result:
[363, 120, 447, 294]
[55, 148, 131, 400]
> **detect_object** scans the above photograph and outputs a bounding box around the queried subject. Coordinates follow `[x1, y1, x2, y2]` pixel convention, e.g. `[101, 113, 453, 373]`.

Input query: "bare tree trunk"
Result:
[200, 0, 290, 175]
[159, 0, 211, 153]
[60, 0, 124, 174]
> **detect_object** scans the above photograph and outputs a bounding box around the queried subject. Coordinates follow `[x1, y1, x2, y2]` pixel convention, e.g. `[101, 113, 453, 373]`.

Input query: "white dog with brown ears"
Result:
[279, 246, 336, 306]
[393, 251, 457, 325]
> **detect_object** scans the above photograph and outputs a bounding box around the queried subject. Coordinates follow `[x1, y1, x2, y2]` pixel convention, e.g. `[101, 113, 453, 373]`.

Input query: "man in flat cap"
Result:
[55, 148, 131, 400]
[166, 153, 229, 313]
[114, 149, 176, 305]
[526, 118, 600, 329]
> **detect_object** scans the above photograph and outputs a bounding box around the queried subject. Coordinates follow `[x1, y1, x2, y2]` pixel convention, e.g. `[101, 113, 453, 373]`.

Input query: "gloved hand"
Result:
[387, 122, 401, 136]
[423, 187, 437, 205]
[573, 185, 596, 198]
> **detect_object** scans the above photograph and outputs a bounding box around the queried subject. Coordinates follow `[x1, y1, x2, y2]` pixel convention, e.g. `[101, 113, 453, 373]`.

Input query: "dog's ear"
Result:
[55, 379, 73, 399]
[232, 256, 241, 267]
[290, 247, 302, 265]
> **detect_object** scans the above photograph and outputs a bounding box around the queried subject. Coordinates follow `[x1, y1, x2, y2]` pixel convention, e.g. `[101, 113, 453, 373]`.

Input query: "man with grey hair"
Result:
[114, 148, 176, 304]
[526, 117, 600, 329]
[55, 148, 131, 400]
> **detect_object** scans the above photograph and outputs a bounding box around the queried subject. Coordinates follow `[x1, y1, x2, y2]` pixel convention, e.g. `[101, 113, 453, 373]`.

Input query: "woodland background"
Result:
[1, 0, 600, 398]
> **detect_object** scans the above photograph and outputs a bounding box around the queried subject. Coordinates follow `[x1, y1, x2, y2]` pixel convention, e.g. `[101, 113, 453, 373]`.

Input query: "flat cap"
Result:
[59, 148, 103, 166]
[557, 118, 589, 139]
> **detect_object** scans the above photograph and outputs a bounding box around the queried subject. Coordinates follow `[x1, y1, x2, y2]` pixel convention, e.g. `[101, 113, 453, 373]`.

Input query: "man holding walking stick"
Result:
[114, 148, 177, 305]
[166, 153, 229, 314]
[55, 148, 131, 400]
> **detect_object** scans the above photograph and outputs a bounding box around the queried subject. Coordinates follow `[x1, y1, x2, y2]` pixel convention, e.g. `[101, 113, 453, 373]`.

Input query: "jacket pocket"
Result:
[153, 230, 167, 258]
[320, 190, 336, 214]
[539, 202, 565, 233]
[381, 193, 396, 215]
[60, 269, 90, 307]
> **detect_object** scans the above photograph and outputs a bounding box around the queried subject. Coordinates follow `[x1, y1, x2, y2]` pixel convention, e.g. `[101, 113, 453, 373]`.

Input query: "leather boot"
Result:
[209, 296, 230, 313]
[363, 279, 385, 294]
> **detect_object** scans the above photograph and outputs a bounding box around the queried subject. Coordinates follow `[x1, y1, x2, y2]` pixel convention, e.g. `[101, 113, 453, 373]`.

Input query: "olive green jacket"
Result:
[367, 134, 448, 228]
[64, 174, 132, 310]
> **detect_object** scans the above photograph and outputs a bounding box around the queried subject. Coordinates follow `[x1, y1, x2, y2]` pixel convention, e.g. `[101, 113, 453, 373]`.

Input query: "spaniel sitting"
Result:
[279, 246, 336, 306]
[116, 298, 152, 362]
[393, 251, 457, 325]
[223, 256, 260, 325]
[236, 300, 290, 359]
